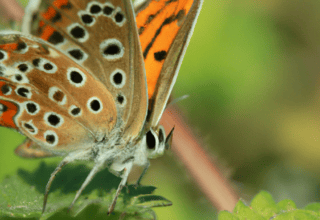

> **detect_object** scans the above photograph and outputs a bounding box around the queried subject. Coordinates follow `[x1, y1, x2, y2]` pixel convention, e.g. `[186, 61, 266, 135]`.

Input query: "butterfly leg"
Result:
[108, 162, 133, 215]
[135, 161, 150, 186]
[43, 150, 92, 213]
[68, 161, 105, 211]
[42, 159, 70, 214]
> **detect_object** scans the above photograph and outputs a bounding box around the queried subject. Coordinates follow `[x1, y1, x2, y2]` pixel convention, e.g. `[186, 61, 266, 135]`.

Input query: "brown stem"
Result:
[160, 106, 239, 211]
[1, 0, 239, 213]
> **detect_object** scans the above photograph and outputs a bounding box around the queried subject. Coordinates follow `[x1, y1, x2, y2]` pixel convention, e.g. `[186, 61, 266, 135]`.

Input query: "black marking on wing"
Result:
[142, 9, 186, 59]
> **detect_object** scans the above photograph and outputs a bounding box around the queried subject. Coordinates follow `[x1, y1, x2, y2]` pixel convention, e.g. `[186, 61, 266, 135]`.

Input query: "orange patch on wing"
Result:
[42, 6, 57, 21]
[145, 23, 180, 98]
[136, 0, 194, 98]
[0, 43, 18, 51]
[0, 99, 19, 129]
[53, 0, 69, 8]
[41, 0, 69, 27]
[40, 25, 56, 41]
[136, 1, 167, 26]
[39, 21, 45, 28]
[41, 0, 69, 21]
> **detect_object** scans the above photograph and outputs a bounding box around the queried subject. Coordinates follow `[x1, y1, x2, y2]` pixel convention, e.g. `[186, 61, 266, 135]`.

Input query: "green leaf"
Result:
[130, 195, 172, 208]
[304, 203, 320, 214]
[233, 200, 266, 220]
[218, 211, 238, 220]
[0, 162, 171, 219]
[250, 191, 278, 218]
[272, 210, 320, 220]
[219, 191, 320, 220]
[277, 199, 296, 211]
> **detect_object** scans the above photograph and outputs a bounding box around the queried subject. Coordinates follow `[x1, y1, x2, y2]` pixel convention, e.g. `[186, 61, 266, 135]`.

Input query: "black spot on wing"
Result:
[18, 63, 28, 72]
[1, 85, 11, 95]
[17, 42, 27, 51]
[103, 6, 114, 16]
[0, 103, 8, 112]
[0, 52, 4, 60]
[32, 58, 40, 67]
[61, 2, 72, 9]
[104, 44, 120, 56]
[46, 134, 56, 144]
[48, 114, 60, 126]
[15, 74, 23, 81]
[154, 50, 167, 61]
[117, 94, 124, 104]
[17, 88, 30, 98]
[68, 49, 84, 60]
[26, 103, 38, 114]
[115, 12, 124, 23]
[24, 123, 35, 133]
[81, 14, 94, 25]
[71, 107, 81, 116]
[90, 4, 102, 14]
[113, 72, 123, 85]
[143, 9, 186, 59]
[70, 26, 86, 40]
[90, 100, 101, 112]
[70, 71, 83, 84]
[48, 31, 64, 45]
[51, 12, 62, 23]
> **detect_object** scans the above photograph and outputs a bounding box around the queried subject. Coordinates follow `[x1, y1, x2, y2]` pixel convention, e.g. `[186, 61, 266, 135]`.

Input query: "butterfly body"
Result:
[0, 0, 203, 214]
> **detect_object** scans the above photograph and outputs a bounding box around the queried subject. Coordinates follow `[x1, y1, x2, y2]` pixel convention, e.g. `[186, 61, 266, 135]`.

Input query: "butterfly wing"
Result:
[134, 0, 203, 128]
[22, 0, 148, 139]
[15, 138, 55, 158]
[0, 32, 118, 153]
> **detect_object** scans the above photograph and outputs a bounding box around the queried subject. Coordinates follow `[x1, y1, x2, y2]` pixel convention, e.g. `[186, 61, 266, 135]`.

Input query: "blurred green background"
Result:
[2, 0, 320, 219]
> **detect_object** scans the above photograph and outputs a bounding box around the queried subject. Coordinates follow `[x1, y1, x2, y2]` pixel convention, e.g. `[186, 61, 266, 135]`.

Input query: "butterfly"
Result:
[0, 0, 203, 214]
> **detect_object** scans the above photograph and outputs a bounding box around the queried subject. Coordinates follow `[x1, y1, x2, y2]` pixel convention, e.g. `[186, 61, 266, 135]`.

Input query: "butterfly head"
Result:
[144, 125, 174, 159]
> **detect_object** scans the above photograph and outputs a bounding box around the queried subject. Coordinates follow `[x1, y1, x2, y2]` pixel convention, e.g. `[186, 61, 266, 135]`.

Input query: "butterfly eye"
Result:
[146, 130, 156, 150]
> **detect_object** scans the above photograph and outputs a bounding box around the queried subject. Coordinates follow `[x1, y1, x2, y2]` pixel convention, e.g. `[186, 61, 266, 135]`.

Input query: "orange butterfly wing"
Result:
[135, 0, 203, 128]
[136, 0, 196, 99]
